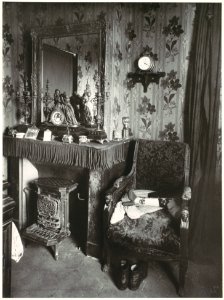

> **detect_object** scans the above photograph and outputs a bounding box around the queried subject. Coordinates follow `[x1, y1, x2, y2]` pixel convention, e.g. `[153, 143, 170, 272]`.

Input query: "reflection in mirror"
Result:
[41, 35, 99, 127]
[42, 44, 78, 126]
[31, 21, 106, 132]
[42, 44, 77, 99]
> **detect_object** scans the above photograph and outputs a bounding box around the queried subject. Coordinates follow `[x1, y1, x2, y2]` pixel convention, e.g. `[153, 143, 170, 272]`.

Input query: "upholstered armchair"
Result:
[103, 139, 191, 296]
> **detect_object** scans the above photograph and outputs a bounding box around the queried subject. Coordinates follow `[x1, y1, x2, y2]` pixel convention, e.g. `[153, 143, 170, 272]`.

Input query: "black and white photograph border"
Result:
[2, 0, 222, 298]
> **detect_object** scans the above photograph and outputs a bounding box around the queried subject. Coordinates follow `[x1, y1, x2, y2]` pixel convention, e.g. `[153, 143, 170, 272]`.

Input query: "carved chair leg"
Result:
[178, 259, 188, 297]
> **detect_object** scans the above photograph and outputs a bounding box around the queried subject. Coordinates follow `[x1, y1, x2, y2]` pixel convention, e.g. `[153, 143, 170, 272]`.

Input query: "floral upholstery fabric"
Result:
[166, 197, 182, 219]
[136, 140, 187, 195]
[107, 209, 180, 255]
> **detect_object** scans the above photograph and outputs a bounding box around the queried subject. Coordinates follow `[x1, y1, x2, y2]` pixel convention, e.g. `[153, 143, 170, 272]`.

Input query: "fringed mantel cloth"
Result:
[3, 136, 131, 170]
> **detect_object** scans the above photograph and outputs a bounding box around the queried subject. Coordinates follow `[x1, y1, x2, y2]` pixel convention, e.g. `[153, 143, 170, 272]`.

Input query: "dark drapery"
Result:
[184, 4, 221, 262]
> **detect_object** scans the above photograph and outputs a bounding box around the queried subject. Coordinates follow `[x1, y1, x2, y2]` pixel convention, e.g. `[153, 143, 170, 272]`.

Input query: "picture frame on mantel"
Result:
[24, 126, 40, 140]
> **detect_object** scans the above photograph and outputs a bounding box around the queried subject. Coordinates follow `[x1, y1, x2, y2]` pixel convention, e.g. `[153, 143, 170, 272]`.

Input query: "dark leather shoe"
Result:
[129, 264, 143, 291]
[114, 260, 129, 290]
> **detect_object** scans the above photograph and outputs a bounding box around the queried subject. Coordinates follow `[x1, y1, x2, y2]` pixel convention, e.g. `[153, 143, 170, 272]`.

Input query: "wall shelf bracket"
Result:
[127, 71, 165, 93]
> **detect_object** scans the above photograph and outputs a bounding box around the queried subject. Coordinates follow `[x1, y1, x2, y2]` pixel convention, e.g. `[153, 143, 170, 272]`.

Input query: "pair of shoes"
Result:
[114, 260, 147, 291]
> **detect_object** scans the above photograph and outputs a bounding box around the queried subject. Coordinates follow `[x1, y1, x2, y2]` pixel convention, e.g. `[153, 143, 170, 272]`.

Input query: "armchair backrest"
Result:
[136, 139, 190, 196]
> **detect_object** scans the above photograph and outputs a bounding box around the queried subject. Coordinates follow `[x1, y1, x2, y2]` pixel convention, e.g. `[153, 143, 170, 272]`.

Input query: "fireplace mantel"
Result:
[3, 136, 129, 170]
[4, 136, 134, 259]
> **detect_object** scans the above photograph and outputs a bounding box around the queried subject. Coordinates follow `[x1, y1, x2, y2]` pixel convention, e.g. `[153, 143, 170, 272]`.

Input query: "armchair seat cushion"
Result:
[107, 209, 180, 256]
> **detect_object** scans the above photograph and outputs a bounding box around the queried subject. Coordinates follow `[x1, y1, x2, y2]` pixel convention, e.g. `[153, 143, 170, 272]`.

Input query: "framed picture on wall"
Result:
[24, 126, 40, 140]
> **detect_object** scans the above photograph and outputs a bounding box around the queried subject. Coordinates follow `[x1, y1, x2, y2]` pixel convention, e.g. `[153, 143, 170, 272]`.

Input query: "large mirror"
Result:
[31, 21, 106, 129]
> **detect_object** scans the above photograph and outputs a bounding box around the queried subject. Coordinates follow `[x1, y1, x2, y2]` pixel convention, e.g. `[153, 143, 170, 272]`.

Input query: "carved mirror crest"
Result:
[31, 21, 106, 128]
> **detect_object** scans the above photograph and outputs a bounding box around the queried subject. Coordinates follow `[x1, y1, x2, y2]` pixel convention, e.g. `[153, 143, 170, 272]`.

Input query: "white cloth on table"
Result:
[11, 222, 23, 263]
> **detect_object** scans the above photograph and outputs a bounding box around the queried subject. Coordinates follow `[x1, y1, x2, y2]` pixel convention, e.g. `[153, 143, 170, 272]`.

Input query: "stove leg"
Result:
[53, 244, 59, 261]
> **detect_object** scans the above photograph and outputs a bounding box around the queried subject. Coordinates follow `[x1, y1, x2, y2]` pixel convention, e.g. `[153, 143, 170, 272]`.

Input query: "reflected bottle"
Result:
[122, 117, 130, 139]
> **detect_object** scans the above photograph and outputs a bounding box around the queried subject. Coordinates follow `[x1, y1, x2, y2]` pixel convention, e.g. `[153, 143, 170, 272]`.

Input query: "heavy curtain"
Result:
[184, 4, 221, 262]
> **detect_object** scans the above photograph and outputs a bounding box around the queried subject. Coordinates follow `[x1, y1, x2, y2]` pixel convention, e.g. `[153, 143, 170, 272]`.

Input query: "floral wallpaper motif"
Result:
[112, 96, 121, 134]
[142, 4, 160, 37]
[160, 70, 182, 114]
[114, 41, 123, 83]
[3, 22, 16, 119]
[3, 23, 14, 63]
[137, 96, 156, 136]
[32, 3, 47, 27]
[162, 16, 184, 61]
[72, 6, 85, 23]
[125, 22, 137, 54]
[3, 75, 15, 109]
[159, 122, 179, 142]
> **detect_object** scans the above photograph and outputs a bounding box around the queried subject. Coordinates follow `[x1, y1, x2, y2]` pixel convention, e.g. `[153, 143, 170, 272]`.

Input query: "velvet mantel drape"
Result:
[184, 4, 221, 262]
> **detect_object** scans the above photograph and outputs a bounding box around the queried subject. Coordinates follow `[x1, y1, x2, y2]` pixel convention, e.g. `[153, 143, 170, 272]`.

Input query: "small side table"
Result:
[22, 178, 78, 260]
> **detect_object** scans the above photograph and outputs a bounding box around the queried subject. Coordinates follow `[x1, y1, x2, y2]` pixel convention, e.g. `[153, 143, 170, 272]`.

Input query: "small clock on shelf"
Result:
[137, 55, 155, 72]
[50, 108, 65, 126]
[128, 54, 165, 92]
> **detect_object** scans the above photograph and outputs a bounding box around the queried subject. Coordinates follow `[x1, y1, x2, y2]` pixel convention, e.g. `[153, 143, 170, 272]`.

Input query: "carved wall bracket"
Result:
[127, 71, 165, 93]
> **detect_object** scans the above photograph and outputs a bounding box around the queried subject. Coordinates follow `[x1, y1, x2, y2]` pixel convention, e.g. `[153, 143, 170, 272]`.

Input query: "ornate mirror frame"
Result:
[31, 21, 106, 126]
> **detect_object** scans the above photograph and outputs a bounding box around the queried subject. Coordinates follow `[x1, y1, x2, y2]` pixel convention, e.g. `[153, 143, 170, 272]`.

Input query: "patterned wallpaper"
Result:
[3, 2, 221, 183]
[3, 2, 196, 141]
[105, 3, 196, 141]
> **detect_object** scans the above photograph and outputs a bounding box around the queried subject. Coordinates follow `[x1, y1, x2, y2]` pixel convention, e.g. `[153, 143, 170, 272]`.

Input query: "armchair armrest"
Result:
[179, 186, 191, 261]
[104, 172, 136, 226]
[104, 140, 139, 224]
[180, 186, 191, 229]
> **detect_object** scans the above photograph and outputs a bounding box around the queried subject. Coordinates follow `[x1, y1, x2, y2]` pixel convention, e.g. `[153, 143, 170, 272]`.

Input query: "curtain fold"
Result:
[184, 4, 221, 262]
